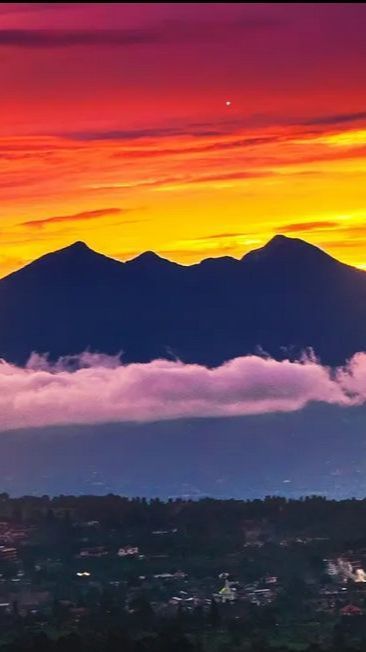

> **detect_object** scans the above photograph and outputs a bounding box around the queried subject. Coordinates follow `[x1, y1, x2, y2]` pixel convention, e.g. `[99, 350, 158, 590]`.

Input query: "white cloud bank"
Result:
[0, 351, 365, 431]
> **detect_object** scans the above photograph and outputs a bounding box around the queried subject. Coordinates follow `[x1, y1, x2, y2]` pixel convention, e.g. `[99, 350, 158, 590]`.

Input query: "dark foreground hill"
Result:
[0, 234, 365, 365]
[1, 403, 366, 498]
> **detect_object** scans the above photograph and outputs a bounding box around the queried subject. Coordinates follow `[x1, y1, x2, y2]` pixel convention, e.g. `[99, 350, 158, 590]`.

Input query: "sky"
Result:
[1, 2, 366, 277]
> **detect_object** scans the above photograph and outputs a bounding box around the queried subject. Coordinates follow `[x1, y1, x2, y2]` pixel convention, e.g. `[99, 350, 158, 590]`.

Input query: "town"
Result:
[0, 495, 365, 650]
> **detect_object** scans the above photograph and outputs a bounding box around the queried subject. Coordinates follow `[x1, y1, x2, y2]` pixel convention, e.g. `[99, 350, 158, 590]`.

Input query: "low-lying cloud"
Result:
[1, 352, 366, 431]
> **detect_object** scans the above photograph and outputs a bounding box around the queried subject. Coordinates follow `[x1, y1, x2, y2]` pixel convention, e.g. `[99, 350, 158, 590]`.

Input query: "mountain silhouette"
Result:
[0, 234, 365, 365]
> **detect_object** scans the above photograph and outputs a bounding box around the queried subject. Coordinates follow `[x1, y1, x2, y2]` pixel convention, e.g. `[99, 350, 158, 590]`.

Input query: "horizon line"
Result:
[2, 233, 359, 281]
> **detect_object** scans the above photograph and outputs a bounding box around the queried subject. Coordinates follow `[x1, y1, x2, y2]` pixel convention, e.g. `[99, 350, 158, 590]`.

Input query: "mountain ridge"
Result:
[2, 234, 360, 281]
[0, 234, 365, 367]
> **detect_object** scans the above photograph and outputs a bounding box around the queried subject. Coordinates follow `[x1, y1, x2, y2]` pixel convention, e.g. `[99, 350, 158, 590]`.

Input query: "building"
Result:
[217, 579, 237, 603]
[117, 546, 139, 557]
[0, 546, 17, 562]
[78, 546, 108, 558]
[340, 604, 364, 617]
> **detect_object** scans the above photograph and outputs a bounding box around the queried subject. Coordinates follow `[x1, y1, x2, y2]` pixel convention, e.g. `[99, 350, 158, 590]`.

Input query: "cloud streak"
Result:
[22, 208, 125, 229]
[111, 136, 280, 160]
[0, 351, 366, 431]
[302, 111, 366, 127]
[275, 221, 340, 234]
[0, 17, 284, 49]
[0, 28, 161, 48]
[89, 170, 271, 193]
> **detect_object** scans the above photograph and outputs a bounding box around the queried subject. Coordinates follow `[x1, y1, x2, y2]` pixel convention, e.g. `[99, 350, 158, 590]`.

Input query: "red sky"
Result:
[1, 3, 366, 275]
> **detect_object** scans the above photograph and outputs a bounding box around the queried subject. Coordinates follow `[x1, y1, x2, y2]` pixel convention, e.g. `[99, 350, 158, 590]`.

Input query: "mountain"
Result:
[0, 234, 365, 365]
[1, 404, 366, 498]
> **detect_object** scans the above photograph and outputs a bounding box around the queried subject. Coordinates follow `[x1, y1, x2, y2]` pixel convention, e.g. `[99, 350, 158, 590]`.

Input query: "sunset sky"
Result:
[1, 2, 366, 276]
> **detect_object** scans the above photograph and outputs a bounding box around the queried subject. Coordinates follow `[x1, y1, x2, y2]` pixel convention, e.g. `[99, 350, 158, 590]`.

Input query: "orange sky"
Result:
[1, 3, 366, 276]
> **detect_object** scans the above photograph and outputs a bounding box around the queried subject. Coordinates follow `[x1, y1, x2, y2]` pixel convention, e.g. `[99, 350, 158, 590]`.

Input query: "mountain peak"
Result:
[1, 239, 123, 285]
[242, 234, 337, 266]
[134, 250, 163, 262]
[265, 234, 318, 251]
[67, 240, 90, 251]
[126, 251, 178, 268]
[45, 241, 94, 259]
[266, 234, 292, 247]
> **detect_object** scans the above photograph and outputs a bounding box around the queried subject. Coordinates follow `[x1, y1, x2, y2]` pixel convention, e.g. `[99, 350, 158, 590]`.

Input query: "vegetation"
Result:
[0, 495, 366, 650]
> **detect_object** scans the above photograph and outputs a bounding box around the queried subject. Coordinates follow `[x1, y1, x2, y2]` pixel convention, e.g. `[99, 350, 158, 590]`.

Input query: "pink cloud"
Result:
[0, 351, 364, 431]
